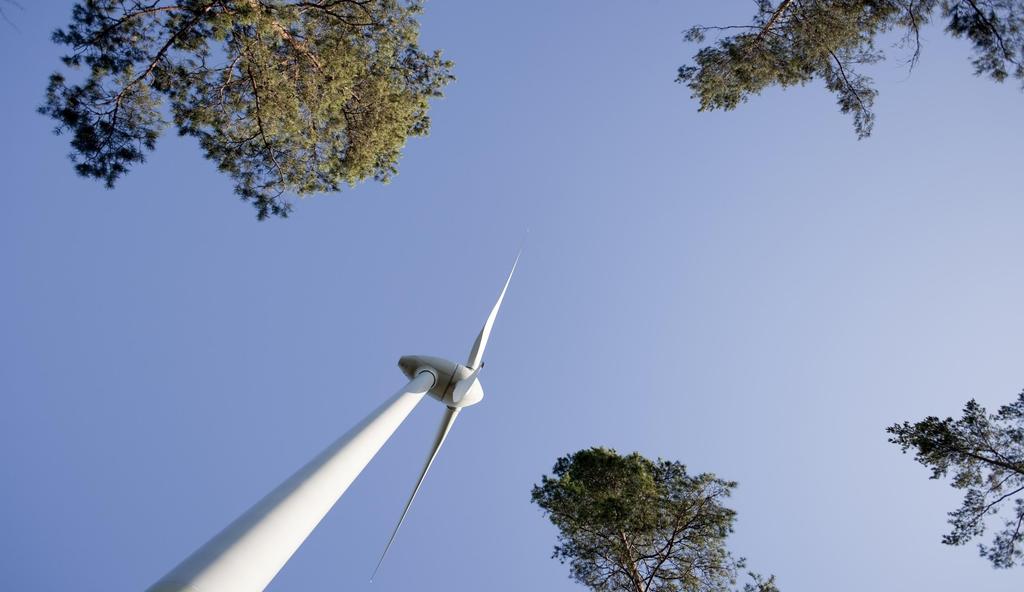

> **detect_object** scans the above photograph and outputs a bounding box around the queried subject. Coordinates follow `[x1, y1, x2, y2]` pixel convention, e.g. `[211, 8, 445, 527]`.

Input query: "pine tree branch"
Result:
[618, 531, 647, 592]
[757, 0, 795, 42]
[962, 0, 1022, 67]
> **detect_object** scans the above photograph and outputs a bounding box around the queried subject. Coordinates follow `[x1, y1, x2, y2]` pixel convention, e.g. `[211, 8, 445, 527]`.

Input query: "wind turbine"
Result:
[147, 253, 519, 592]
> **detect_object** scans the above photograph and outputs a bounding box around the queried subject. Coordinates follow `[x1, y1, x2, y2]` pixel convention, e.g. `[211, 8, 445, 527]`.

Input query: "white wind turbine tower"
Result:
[147, 253, 520, 592]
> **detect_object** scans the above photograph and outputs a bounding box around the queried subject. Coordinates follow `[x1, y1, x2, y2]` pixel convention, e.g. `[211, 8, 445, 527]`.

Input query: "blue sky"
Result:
[2, 2, 1024, 591]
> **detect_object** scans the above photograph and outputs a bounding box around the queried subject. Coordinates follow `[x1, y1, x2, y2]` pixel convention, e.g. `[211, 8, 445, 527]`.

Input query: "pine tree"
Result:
[889, 392, 1024, 568]
[679, 1, 1024, 138]
[532, 448, 779, 592]
[41, 1, 454, 218]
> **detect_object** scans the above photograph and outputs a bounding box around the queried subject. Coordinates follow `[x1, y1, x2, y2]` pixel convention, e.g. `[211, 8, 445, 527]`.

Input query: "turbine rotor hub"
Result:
[398, 355, 484, 408]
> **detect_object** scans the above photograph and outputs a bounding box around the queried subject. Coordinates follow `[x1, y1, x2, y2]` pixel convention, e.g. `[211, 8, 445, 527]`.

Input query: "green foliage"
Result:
[888, 392, 1024, 568]
[41, 0, 453, 219]
[678, 1, 1024, 138]
[531, 447, 777, 592]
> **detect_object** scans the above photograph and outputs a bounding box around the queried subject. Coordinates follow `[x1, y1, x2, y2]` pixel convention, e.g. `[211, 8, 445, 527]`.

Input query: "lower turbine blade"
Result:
[371, 406, 461, 580]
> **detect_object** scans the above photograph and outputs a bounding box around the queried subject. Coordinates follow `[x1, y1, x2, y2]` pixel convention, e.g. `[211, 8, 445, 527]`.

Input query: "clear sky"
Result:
[2, 2, 1023, 591]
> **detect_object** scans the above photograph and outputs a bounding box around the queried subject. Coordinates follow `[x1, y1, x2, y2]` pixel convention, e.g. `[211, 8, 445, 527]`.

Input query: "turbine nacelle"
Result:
[397, 355, 484, 408]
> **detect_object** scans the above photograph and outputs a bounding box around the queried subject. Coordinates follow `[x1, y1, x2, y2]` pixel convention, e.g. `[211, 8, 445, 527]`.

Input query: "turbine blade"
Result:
[466, 251, 520, 369]
[371, 406, 461, 580]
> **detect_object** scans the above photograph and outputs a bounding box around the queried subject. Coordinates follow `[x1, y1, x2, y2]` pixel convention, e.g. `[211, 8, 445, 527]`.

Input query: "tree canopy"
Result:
[41, 0, 453, 219]
[531, 447, 778, 592]
[888, 392, 1024, 568]
[678, 0, 1024, 138]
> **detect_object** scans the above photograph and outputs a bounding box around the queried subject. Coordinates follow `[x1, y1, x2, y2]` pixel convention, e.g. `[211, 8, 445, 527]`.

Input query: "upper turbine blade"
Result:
[466, 251, 520, 370]
[371, 406, 461, 580]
